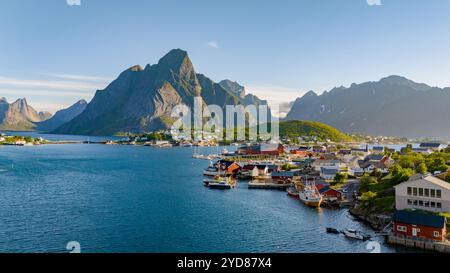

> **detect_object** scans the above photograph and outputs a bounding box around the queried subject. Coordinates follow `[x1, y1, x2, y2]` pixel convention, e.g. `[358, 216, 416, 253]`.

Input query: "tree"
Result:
[390, 166, 413, 185]
[429, 157, 448, 173]
[333, 173, 348, 184]
[416, 163, 428, 174]
[360, 176, 378, 192]
[398, 155, 415, 169]
[360, 191, 377, 202]
[370, 168, 383, 180]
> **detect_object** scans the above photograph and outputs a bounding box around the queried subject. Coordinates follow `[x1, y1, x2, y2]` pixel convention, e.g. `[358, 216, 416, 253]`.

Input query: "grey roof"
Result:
[365, 154, 385, 161]
[393, 210, 446, 228]
[420, 142, 444, 148]
[395, 175, 450, 191]
[321, 167, 339, 175]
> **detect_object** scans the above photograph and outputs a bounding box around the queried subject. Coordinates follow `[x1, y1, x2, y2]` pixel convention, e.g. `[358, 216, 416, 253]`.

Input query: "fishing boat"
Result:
[287, 186, 299, 198]
[343, 229, 371, 241]
[203, 162, 220, 177]
[298, 180, 323, 207]
[205, 176, 235, 190]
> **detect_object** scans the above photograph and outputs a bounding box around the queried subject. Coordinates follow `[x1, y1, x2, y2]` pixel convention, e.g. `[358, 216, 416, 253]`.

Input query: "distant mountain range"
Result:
[2, 51, 450, 140]
[36, 100, 87, 132]
[0, 97, 51, 131]
[286, 76, 450, 139]
[53, 49, 268, 136]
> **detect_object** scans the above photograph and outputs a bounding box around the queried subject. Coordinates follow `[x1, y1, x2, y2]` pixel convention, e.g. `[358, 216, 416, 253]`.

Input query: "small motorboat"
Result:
[204, 176, 235, 190]
[343, 229, 371, 241]
[326, 227, 341, 234]
[287, 186, 299, 198]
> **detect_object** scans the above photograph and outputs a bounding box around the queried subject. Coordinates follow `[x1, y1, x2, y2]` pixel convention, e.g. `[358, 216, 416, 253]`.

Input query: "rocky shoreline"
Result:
[349, 206, 393, 231]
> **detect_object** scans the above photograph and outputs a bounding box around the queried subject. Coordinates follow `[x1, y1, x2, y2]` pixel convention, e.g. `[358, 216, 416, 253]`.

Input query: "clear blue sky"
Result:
[1, 0, 450, 113]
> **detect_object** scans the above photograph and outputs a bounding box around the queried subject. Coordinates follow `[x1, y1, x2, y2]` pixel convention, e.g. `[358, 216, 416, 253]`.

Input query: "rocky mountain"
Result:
[286, 76, 450, 139]
[36, 100, 87, 132]
[219, 80, 246, 98]
[54, 49, 269, 136]
[0, 97, 52, 131]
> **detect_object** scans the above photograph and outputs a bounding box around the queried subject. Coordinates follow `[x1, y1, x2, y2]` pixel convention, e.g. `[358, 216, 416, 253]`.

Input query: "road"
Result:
[342, 179, 360, 201]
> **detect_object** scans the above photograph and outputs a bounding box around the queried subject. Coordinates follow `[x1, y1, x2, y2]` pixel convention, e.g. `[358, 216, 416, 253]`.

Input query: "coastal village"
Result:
[196, 140, 450, 252]
[2, 131, 450, 252]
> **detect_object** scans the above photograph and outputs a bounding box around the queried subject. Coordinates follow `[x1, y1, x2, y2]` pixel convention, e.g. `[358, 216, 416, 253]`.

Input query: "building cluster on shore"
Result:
[0, 133, 44, 146]
[198, 140, 450, 252]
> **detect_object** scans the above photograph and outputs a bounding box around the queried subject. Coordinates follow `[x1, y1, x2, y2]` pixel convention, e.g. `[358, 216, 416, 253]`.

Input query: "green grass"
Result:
[278, 120, 353, 142]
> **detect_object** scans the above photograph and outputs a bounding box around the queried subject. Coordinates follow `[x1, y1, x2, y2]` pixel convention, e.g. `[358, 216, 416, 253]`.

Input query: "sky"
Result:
[1, 0, 450, 114]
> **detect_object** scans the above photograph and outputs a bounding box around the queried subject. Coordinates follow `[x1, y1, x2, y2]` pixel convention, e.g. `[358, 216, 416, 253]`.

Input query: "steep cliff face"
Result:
[36, 100, 87, 132]
[0, 98, 52, 131]
[286, 76, 450, 138]
[53, 49, 269, 135]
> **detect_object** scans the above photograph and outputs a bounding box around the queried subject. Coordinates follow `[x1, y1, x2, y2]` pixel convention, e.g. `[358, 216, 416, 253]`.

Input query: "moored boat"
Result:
[343, 229, 371, 241]
[287, 186, 299, 198]
[298, 181, 323, 207]
[203, 165, 220, 177]
[326, 227, 341, 234]
[204, 175, 236, 190]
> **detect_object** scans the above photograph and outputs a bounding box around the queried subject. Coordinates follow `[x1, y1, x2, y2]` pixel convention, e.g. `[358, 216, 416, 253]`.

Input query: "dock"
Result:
[387, 235, 450, 253]
[248, 181, 290, 190]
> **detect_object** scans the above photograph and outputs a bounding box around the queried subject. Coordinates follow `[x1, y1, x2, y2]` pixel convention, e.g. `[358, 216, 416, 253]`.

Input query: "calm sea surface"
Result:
[0, 133, 405, 253]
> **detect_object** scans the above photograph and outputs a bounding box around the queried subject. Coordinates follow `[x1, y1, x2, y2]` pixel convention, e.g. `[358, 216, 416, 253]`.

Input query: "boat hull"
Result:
[300, 199, 322, 207]
[298, 192, 323, 207]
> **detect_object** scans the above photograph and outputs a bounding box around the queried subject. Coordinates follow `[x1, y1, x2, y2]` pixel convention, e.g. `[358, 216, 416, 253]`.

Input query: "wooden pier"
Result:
[387, 235, 450, 253]
[248, 181, 290, 190]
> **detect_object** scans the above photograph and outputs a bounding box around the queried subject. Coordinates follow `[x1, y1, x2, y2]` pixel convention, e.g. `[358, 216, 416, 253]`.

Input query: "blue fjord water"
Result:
[0, 135, 399, 253]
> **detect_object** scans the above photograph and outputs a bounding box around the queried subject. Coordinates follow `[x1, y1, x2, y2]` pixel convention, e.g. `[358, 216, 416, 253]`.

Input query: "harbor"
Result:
[2, 131, 449, 253]
[0, 142, 398, 253]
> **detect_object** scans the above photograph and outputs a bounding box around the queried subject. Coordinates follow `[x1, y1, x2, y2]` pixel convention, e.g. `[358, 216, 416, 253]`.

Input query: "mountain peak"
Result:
[218, 80, 246, 97]
[158, 49, 190, 69]
[379, 75, 431, 91]
[379, 75, 410, 84]
[304, 90, 317, 96]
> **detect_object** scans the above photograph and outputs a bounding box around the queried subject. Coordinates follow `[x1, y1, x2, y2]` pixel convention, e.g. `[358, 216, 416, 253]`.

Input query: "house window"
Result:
[436, 190, 441, 199]
[413, 188, 418, 196]
[418, 200, 424, 206]
[419, 188, 424, 196]
[434, 231, 440, 238]
[397, 225, 407, 232]
[413, 200, 418, 206]
[407, 199, 413, 205]
[424, 189, 429, 197]
[431, 202, 436, 208]
[437, 203, 442, 209]
[430, 189, 436, 198]
[424, 201, 430, 207]
[407, 187, 412, 195]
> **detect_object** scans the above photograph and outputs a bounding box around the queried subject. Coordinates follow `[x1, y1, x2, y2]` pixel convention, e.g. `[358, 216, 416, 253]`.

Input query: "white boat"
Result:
[343, 229, 370, 241]
[298, 181, 323, 208]
[203, 162, 220, 177]
[204, 176, 235, 189]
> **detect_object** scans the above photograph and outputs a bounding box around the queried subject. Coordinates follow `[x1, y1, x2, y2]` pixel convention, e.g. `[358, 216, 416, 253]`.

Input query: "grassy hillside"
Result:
[279, 120, 353, 142]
